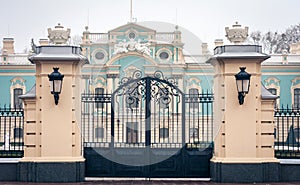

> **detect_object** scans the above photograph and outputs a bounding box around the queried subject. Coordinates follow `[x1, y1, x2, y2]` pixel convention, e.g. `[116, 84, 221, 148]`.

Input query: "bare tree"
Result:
[69, 34, 82, 46]
[251, 23, 300, 54]
[250, 31, 262, 45]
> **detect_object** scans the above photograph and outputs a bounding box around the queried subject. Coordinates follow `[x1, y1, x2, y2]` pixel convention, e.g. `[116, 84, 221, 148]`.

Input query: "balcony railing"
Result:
[88, 33, 109, 43]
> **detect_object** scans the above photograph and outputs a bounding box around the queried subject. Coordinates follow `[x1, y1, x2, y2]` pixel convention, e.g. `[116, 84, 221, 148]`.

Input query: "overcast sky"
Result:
[1, 0, 300, 52]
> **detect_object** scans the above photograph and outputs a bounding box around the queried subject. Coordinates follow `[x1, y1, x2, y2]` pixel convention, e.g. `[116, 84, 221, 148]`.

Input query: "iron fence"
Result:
[0, 106, 24, 157]
[275, 105, 300, 158]
[81, 91, 214, 149]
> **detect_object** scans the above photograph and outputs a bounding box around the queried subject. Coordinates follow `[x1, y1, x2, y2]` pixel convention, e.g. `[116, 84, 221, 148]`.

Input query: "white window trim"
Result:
[91, 48, 108, 63]
[10, 77, 26, 108]
[264, 77, 280, 106]
[156, 48, 172, 62]
[291, 77, 300, 107]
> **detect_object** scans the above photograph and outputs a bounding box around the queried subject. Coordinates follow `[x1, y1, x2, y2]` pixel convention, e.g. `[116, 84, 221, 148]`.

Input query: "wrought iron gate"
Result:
[82, 71, 213, 178]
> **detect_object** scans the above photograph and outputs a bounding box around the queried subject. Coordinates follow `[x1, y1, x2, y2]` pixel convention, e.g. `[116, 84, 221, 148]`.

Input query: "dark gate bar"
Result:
[145, 77, 151, 146]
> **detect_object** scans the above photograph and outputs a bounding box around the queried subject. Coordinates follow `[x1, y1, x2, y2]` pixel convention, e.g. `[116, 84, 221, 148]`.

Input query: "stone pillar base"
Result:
[18, 161, 85, 182]
[210, 161, 280, 183]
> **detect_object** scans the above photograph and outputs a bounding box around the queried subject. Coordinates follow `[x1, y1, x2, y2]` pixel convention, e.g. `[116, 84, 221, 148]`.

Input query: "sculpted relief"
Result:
[113, 38, 151, 56]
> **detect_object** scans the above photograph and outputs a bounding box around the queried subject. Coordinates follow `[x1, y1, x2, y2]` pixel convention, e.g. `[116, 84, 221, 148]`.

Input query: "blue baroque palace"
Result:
[0, 22, 300, 108]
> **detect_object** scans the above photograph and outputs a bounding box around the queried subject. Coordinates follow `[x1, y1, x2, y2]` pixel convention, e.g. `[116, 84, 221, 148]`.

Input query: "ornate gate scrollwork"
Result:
[111, 70, 184, 147]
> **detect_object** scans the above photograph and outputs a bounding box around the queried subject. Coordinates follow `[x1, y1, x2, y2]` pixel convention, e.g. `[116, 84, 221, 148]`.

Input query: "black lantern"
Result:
[235, 67, 251, 105]
[48, 67, 64, 105]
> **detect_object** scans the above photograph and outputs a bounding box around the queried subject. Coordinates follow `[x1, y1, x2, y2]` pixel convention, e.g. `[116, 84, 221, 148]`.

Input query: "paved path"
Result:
[0, 181, 299, 185]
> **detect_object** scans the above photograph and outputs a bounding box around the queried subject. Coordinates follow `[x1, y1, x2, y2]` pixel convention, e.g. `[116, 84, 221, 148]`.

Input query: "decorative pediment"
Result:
[291, 76, 300, 86]
[109, 23, 155, 33]
[264, 77, 280, 86]
[93, 76, 106, 85]
[10, 77, 26, 86]
[124, 66, 139, 77]
[187, 77, 202, 84]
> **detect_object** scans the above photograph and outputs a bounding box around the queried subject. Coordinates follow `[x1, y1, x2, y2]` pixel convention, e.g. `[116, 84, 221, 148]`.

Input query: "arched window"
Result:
[294, 88, 300, 109]
[10, 77, 26, 108]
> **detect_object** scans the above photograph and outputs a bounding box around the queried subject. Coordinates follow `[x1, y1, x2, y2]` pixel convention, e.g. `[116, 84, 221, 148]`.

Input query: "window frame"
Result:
[95, 87, 105, 109]
[13, 88, 23, 108]
[189, 88, 199, 110]
[95, 127, 104, 139]
[294, 88, 300, 109]
[159, 127, 169, 139]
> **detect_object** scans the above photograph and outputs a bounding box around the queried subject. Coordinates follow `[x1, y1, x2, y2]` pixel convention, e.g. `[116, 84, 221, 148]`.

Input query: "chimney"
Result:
[214, 39, 223, 47]
[2, 38, 15, 54]
[39, 38, 49, 46]
[201, 43, 209, 55]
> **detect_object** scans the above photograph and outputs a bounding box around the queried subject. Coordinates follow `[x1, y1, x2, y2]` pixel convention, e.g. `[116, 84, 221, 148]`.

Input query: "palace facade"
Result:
[0, 22, 299, 109]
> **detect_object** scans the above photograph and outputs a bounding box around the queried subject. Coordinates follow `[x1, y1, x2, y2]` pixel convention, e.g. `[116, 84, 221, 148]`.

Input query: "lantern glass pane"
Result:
[49, 81, 54, 92]
[236, 80, 243, 92]
[242, 79, 250, 93]
[53, 80, 62, 93]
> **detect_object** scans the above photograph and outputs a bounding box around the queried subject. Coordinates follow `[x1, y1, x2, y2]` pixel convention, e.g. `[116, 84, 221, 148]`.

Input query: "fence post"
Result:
[208, 43, 279, 182]
[18, 24, 89, 182]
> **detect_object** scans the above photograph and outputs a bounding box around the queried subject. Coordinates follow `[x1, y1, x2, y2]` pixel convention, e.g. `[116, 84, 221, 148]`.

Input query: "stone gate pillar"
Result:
[209, 23, 279, 183]
[19, 24, 88, 182]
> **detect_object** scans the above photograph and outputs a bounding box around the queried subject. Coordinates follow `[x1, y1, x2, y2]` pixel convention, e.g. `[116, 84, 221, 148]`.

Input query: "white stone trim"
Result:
[90, 76, 106, 93]
[156, 48, 172, 63]
[10, 77, 26, 107]
[264, 76, 280, 106]
[91, 48, 108, 64]
[291, 76, 300, 107]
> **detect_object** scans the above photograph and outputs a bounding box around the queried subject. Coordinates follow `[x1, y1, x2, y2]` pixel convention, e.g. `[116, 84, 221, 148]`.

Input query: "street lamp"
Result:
[235, 67, 251, 105]
[48, 67, 64, 105]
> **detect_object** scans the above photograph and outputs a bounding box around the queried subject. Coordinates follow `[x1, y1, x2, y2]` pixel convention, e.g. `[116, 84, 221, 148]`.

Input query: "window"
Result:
[159, 52, 169, 60]
[95, 87, 104, 109]
[14, 128, 23, 139]
[13, 88, 23, 108]
[128, 32, 136, 39]
[126, 122, 138, 144]
[189, 128, 199, 139]
[268, 88, 277, 108]
[95, 127, 104, 138]
[295, 88, 300, 109]
[189, 88, 199, 109]
[159, 128, 169, 138]
[95, 51, 105, 60]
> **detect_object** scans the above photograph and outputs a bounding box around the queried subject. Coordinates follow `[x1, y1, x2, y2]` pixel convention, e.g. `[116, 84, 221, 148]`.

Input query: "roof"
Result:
[262, 54, 300, 66]
[28, 45, 89, 63]
[261, 83, 279, 100]
[19, 85, 36, 99]
[109, 22, 156, 33]
[207, 45, 270, 64]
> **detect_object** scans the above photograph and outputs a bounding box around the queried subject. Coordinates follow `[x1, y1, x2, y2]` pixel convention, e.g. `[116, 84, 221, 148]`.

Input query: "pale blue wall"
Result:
[0, 75, 35, 106]
[262, 74, 300, 106]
